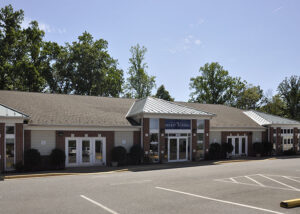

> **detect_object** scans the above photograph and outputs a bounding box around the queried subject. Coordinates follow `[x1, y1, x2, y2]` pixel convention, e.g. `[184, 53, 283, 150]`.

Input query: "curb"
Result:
[214, 158, 277, 165]
[4, 169, 129, 180]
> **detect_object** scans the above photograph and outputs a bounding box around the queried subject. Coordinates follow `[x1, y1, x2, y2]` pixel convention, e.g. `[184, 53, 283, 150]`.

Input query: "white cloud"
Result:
[21, 16, 66, 34]
[189, 18, 205, 28]
[272, 6, 283, 13]
[194, 39, 201, 45]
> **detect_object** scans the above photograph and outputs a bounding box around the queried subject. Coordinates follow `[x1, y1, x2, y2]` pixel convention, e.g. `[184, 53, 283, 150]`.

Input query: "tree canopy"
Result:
[189, 62, 246, 105]
[155, 85, 174, 101]
[125, 44, 156, 99]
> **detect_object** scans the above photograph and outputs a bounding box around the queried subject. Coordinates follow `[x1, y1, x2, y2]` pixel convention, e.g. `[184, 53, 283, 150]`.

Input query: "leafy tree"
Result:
[0, 5, 46, 91]
[277, 75, 300, 120]
[259, 94, 286, 117]
[53, 32, 124, 96]
[125, 44, 156, 99]
[189, 62, 246, 104]
[236, 85, 263, 110]
[155, 85, 174, 101]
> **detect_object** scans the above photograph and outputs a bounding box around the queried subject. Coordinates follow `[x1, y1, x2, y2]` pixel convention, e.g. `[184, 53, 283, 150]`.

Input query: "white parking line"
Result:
[80, 195, 119, 214]
[245, 175, 265, 187]
[258, 174, 300, 191]
[230, 177, 238, 183]
[282, 176, 300, 183]
[156, 187, 284, 214]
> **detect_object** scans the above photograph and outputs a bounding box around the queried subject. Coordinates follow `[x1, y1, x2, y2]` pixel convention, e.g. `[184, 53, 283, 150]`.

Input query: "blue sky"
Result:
[2, 0, 300, 101]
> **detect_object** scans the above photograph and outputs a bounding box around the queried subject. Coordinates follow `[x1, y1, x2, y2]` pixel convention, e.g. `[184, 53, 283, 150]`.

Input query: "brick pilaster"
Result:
[143, 118, 150, 155]
[294, 128, 299, 152]
[191, 119, 197, 161]
[204, 120, 210, 155]
[15, 123, 23, 164]
[0, 123, 4, 172]
[276, 127, 281, 153]
[159, 119, 165, 162]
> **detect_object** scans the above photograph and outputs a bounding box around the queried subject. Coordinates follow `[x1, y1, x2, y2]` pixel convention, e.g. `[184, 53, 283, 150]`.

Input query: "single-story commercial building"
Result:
[0, 90, 299, 171]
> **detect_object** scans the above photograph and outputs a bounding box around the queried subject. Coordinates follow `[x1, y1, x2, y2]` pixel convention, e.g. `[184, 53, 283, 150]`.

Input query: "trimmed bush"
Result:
[283, 148, 296, 156]
[50, 148, 66, 169]
[24, 149, 41, 171]
[253, 143, 263, 155]
[221, 142, 234, 158]
[15, 161, 24, 172]
[129, 144, 143, 165]
[208, 143, 222, 160]
[111, 146, 127, 166]
[262, 142, 273, 156]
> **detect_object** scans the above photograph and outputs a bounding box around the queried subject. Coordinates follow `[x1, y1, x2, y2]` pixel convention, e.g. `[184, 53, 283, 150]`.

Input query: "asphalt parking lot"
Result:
[1, 158, 300, 214]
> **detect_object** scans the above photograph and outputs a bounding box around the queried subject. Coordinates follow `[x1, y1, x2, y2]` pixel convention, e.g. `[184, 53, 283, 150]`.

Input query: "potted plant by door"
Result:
[111, 146, 127, 167]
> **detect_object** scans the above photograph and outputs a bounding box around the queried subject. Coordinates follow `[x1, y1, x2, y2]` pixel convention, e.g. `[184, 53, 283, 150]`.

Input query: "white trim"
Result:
[211, 127, 266, 131]
[65, 136, 106, 167]
[24, 125, 140, 131]
[227, 136, 248, 156]
[165, 129, 191, 134]
[4, 124, 16, 171]
[0, 117, 24, 123]
[142, 113, 212, 120]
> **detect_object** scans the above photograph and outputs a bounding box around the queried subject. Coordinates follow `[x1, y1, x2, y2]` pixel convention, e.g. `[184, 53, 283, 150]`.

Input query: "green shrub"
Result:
[111, 146, 127, 165]
[221, 142, 234, 158]
[253, 143, 263, 155]
[208, 143, 222, 160]
[24, 149, 41, 171]
[129, 144, 143, 165]
[262, 142, 273, 156]
[50, 148, 66, 169]
[14, 161, 24, 172]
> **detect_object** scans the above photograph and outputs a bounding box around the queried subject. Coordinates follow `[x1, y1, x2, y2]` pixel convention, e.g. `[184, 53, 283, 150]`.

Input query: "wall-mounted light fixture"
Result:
[58, 131, 64, 137]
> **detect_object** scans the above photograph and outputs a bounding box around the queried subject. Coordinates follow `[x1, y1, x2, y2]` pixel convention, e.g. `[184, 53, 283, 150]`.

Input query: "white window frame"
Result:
[4, 124, 16, 171]
[227, 135, 248, 156]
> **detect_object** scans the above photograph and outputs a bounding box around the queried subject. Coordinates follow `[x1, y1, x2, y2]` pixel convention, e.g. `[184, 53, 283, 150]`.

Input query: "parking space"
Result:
[1, 158, 300, 214]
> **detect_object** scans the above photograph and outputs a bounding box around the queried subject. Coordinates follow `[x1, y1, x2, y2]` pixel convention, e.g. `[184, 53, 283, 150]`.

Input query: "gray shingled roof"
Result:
[244, 110, 300, 126]
[126, 97, 214, 118]
[0, 90, 267, 129]
[178, 102, 264, 129]
[0, 90, 135, 127]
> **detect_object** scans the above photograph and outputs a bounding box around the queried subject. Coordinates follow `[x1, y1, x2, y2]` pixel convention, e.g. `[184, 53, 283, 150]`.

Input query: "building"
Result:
[0, 90, 299, 171]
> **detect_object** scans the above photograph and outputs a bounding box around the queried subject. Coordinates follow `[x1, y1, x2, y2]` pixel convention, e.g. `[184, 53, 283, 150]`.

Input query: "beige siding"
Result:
[114, 131, 134, 152]
[210, 131, 221, 144]
[253, 131, 262, 143]
[31, 130, 56, 155]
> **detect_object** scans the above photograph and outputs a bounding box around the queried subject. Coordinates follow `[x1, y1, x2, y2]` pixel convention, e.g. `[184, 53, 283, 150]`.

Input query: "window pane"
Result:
[82, 140, 90, 163]
[68, 140, 77, 163]
[242, 138, 246, 154]
[150, 133, 158, 143]
[197, 133, 204, 142]
[6, 126, 14, 134]
[95, 140, 103, 162]
[6, 138, 15, 169]
[197, 120, 204, 129]
[150, 118, 159, 130]
[235, 138, 239, 154]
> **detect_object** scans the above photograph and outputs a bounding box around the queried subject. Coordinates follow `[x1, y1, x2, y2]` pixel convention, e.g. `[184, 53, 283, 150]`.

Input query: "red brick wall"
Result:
[56, 131, 114, 164]
[204, 120, 210, 154]
[133, 131, 141, 145]
[15, 123, 23, 163]
[262, 130, 268, 142]
[143, 118, 150, 154]
[0, 123, 4, 172]
[221, 131, 253, 156]
[24, 130, 31, 151]
[191, 119, 197, 160]
[269, 128, 274, 144]
[159, 119, 165, 162]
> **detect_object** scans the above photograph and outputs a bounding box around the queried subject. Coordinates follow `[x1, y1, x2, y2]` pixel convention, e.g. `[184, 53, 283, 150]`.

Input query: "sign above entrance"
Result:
[165, 119, 191, 129]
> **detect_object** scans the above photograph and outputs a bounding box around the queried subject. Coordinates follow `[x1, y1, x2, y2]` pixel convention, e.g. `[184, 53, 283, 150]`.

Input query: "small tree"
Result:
[155, 85, 174, 101]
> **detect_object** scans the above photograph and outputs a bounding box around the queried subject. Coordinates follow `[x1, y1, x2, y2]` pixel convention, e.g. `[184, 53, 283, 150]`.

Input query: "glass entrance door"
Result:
[169, 138, 177, 161]
[229, 137, 248, 156]
[168, 137, 188, 161]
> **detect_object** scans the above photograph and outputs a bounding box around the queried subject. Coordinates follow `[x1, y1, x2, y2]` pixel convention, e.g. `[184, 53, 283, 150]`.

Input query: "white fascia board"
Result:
[210, 127, 267, 132]
[24, 124, 141, 131]
[0, 117, 26, 123]
[269, 124, 300, 128]
[142, 113, 213, 120]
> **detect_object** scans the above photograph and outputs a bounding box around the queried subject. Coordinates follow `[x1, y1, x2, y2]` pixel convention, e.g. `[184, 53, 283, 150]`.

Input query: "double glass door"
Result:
[66, 138, 105, 166]
[228, 137, 247, 156]
[168, 137, 188, 161]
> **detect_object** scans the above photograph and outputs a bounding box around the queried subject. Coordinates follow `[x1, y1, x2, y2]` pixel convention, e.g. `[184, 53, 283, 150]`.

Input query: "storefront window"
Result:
[5, 125, 15, 170]
[197, 120, 204, 130]
[150, 118, 159, 130]
[149, 133, 159, 163]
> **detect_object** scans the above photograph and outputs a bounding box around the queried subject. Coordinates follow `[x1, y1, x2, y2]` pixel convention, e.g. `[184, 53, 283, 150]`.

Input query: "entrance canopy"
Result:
[126, 97, 215, 120]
